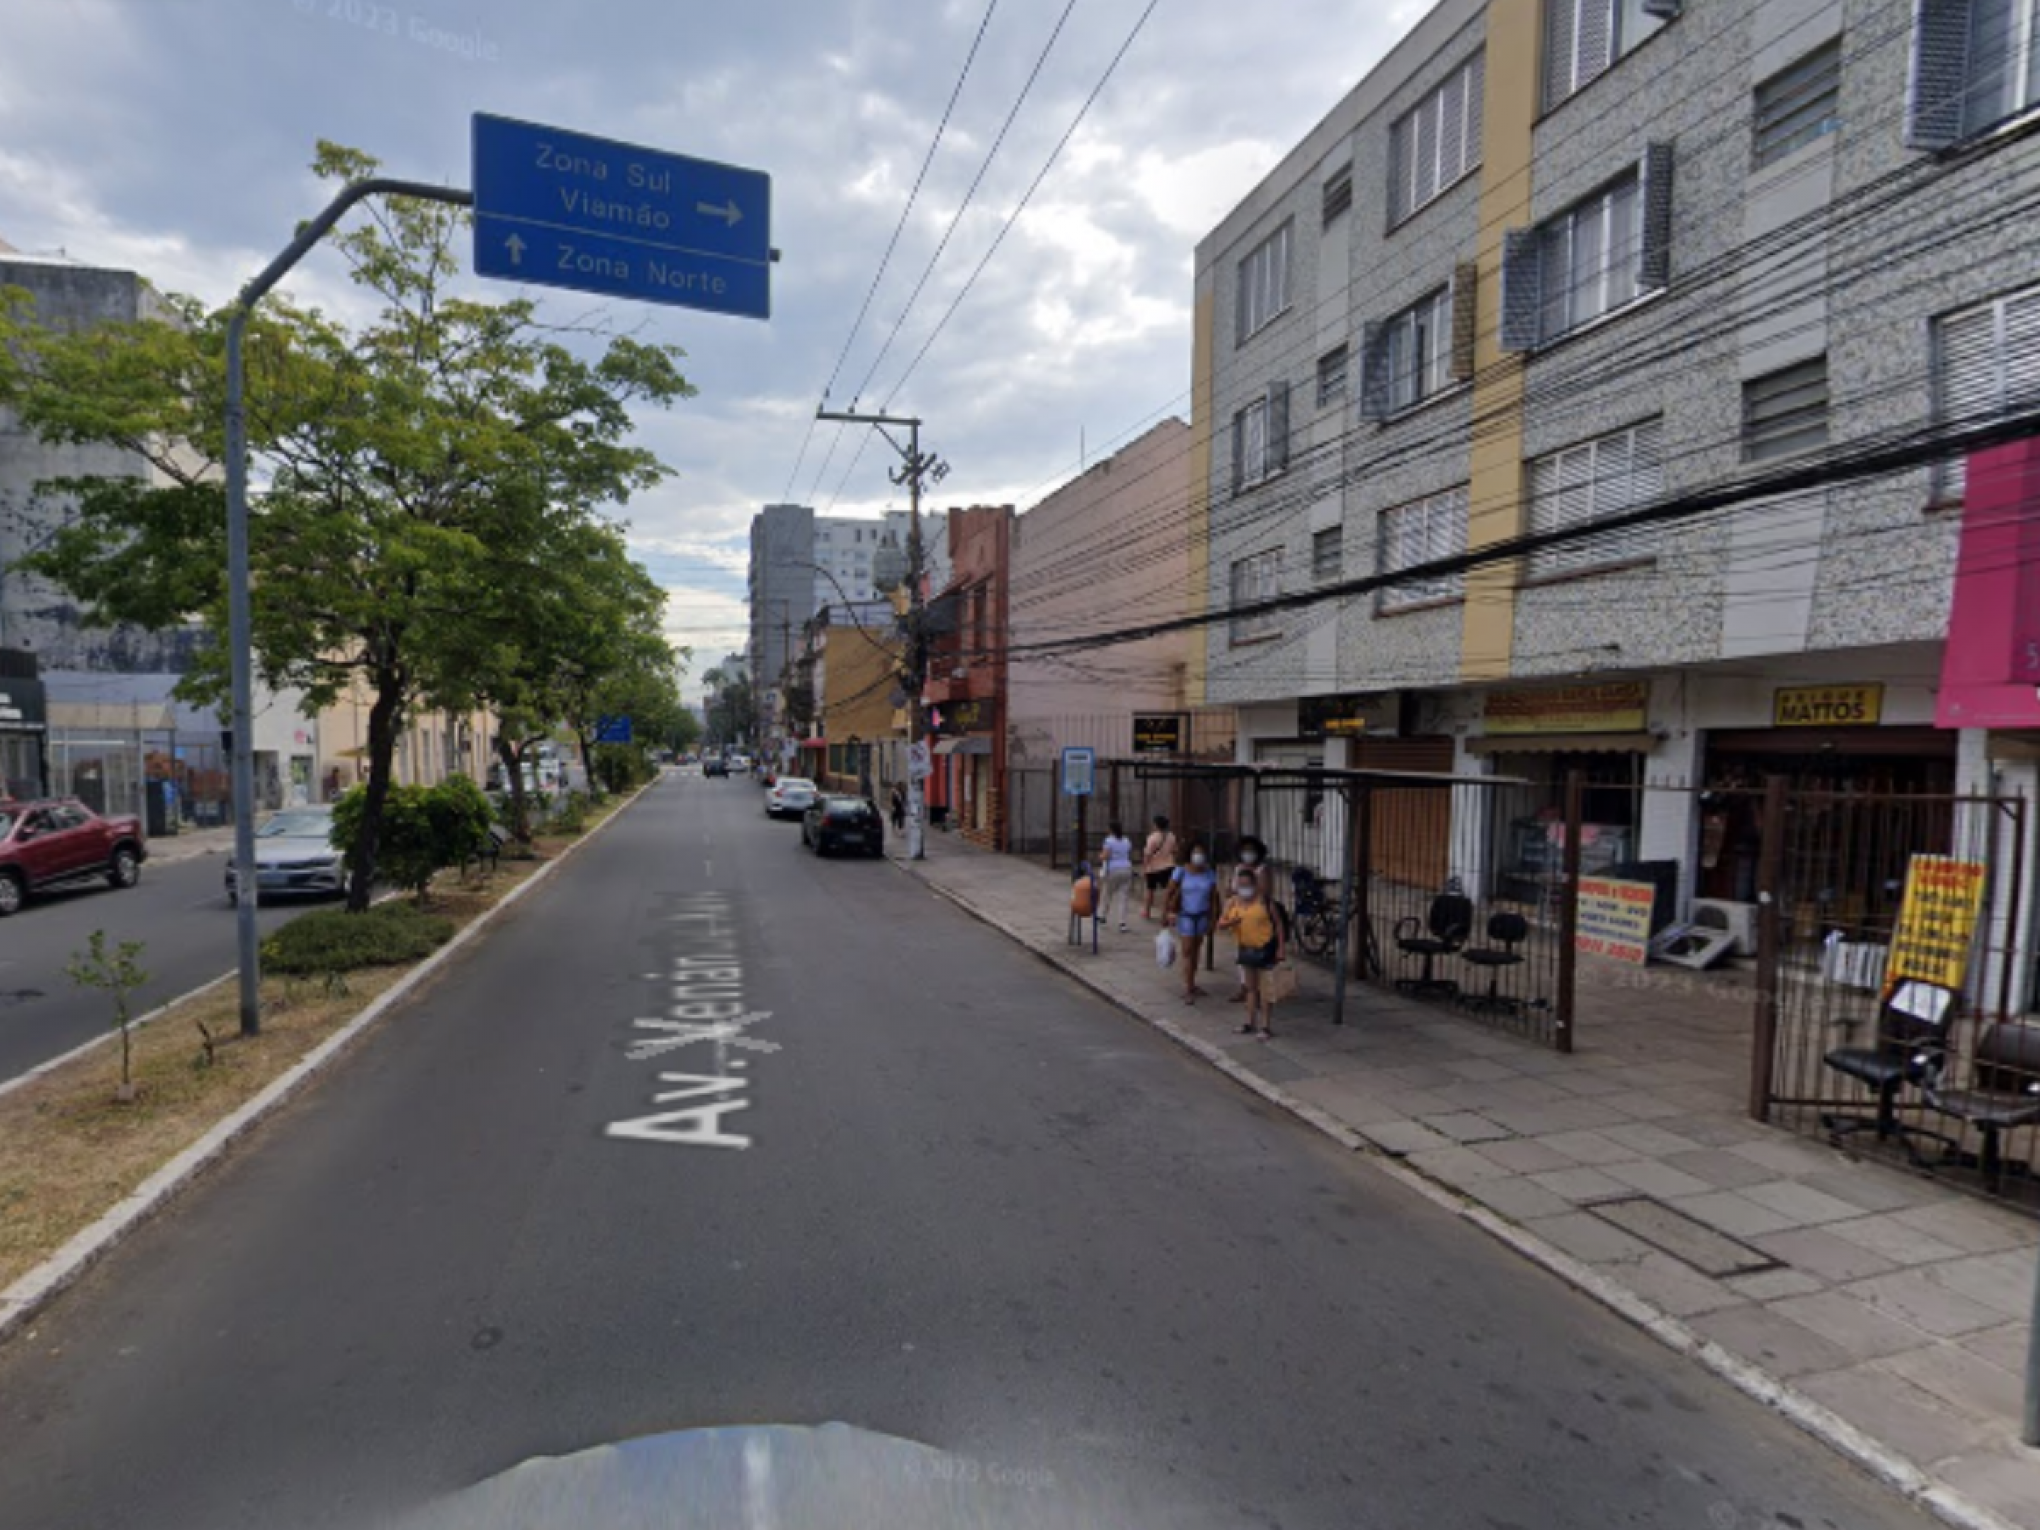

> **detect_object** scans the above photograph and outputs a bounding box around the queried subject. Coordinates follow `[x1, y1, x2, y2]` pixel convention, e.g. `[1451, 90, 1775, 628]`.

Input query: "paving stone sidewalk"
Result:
[897, 829, 2040, 1530]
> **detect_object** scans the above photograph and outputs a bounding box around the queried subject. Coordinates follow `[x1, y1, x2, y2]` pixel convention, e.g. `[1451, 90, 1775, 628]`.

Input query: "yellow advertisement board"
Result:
[1484, 681, 1649, 736]
[1885, 855, 1987, 991]
[1773, 683, 1884, 727]
[1574, 875, 1656, 965]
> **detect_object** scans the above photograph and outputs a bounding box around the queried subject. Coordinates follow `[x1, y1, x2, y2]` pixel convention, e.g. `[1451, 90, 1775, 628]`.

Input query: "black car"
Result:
[801, 795, 885, 857]
[702, 757, 730, 778]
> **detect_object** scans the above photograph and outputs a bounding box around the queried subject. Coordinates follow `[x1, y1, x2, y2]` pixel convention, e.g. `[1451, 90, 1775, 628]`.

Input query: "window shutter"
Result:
[1359, 321, 1394, 419]
[1500, 229, 1543, 351]
[1641, 0, 1681, 18]
[1639, 141, 1675, 291]
[1267, 381, 1291, 472]
[1449, 262, 1480, 380]
[2005, 290, 2040, 407]
[1576, 0, 1612, 89]
[1230, 411, 1245, 494]
[1544, 0, 1577, 109]
[1906, 0, 1977, 150]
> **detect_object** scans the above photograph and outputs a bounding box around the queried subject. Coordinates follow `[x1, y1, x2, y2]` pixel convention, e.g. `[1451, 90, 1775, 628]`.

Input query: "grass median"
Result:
[0, 797, 628, 1296]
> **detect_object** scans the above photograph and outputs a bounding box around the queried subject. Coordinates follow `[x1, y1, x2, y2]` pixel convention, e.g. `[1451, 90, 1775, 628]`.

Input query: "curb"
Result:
[898, 859, 2026, 1530]
[0, 784, 654, 1348]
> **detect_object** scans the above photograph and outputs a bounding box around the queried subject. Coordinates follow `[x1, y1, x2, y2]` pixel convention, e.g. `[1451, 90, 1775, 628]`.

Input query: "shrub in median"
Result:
[261, 902, 455, 976]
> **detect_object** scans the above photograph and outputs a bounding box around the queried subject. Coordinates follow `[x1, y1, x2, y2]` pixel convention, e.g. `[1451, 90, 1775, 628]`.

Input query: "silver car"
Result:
[225, 806, 344, 906]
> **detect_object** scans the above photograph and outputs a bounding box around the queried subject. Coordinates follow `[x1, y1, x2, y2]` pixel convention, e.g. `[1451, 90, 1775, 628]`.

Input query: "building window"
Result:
[1744, 357, 1830, 461]
[1526, 419, 1664, 580]
[1382, 288, 1453, 415]
[1754, 40, 1842, 168]
[1236, 222, 1293, 343]
[1545, 0, 1677, 111]
[1323, 166, 1353, 226]
[1907, 0, 2040, 148]
[1500, 146, 1673, 351]
[1229, 550, 1283, 644]
[1377, 487, 1469, 611]
[1317, 344, 1349, 408]
[1389, 53, 1485, 226]
[1934, 282, 2040, 500]
[1312, 525, 1344, 581]
[1230, 381, 1291, 492]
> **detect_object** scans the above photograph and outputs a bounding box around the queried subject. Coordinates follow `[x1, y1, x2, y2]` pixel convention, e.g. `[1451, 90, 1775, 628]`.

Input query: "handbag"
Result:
[1155, 929, 1178, 970]
[1264, 962, 1299, 1003]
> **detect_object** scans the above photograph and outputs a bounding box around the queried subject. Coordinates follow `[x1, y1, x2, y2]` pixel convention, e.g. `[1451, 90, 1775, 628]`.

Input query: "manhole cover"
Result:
[1587, 1197, 1781, 1278]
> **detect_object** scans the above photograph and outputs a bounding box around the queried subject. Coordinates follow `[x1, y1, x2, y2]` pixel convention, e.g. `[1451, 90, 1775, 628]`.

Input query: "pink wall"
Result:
[1936, 439, 2040, 728]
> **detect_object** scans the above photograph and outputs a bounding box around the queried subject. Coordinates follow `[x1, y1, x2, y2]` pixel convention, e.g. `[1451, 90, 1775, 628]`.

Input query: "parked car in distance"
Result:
[702, 757, 730, 778]
[764, 776, 818, 819]
[0, 797, 148, 917]
[802, 795, 885, 857]
[224, 805, 344, 908]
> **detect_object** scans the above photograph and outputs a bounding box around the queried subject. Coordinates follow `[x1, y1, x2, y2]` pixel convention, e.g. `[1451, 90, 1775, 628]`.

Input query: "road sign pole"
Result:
[222, 176, 473, 1037]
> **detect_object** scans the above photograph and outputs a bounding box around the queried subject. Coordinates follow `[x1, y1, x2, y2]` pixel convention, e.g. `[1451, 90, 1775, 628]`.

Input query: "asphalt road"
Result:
[0, 773, 1941, 1530]
[0, 848, 301, 1084]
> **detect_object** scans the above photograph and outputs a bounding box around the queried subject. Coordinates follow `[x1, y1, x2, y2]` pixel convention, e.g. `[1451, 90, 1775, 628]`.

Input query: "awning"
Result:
[1465, 732, 1656, 756]
[934, 736, 992, 756]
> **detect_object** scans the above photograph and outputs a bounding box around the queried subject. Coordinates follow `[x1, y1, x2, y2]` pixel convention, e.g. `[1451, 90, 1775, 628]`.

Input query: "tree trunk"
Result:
[496, 736, 532, 842]
[575, 728, 598, 799]
[348, 677, 404, 912]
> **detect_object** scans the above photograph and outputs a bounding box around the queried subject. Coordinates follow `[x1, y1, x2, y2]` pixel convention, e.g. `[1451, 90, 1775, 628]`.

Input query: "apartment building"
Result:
[1194, 0, 2040, 951]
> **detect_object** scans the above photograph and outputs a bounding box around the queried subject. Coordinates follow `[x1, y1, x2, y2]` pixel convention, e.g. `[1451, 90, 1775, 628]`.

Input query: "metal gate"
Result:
[1752, 782, 2039, 1212]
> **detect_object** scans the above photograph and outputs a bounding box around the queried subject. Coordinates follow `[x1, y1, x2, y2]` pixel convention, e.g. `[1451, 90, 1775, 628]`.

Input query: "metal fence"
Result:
[1750, 782, 2039, 1213]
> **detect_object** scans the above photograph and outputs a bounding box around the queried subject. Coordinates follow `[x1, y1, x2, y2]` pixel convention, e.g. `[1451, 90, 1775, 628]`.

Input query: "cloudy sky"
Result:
[0, 0, 1419, 694]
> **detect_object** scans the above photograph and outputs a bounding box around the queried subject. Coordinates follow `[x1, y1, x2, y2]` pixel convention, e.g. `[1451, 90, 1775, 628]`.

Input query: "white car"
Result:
[764, 777, 817, 819]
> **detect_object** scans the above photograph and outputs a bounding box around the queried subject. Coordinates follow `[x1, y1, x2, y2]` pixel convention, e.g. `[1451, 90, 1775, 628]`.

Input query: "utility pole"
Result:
[816, 407, 947, 860]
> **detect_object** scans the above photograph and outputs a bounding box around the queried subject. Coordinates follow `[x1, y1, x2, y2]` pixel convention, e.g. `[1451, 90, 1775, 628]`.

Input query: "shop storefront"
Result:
[931, 697, 1000, 845]
[0, 667, 49, 799]
[1696, 683, 1957, 905]
[1468, 681, 1655, 907]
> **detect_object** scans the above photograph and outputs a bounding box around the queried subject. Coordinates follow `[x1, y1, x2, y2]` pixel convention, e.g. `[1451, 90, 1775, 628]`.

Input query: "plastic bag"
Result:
[1155, 928, 1178, 970]
[1265, 963, 1299, 1004]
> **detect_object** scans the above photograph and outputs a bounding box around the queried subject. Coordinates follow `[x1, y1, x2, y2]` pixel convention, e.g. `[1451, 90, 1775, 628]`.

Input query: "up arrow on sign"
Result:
[504, 232, 526, 266]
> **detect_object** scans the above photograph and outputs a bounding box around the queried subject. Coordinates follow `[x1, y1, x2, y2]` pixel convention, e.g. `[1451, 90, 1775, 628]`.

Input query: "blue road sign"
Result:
[595, 715, 634, 744]
[471, 113, 770, 320]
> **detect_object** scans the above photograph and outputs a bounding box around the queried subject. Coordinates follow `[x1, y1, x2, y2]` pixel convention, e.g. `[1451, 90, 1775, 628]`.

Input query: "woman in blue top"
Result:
[1165, 842, 1220, 1004]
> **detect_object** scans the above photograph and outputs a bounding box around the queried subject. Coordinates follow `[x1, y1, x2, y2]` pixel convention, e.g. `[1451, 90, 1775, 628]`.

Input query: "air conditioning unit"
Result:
[1689, 898, 1759, 957]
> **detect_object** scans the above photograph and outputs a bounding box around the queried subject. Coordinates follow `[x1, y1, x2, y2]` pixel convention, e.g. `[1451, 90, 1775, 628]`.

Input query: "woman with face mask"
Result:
[1164, 841, 1219, 1004]
[1227, 836, 1273, 1004]
[1218, 863, 1284, 1038]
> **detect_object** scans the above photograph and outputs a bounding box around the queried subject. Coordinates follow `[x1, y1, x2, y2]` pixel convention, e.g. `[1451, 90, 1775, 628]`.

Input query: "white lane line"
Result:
[705, 860, 714, 878]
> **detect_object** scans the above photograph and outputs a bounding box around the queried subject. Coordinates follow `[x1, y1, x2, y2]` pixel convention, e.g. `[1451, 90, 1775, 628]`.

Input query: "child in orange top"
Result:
[1218, 871, 1284, 1038]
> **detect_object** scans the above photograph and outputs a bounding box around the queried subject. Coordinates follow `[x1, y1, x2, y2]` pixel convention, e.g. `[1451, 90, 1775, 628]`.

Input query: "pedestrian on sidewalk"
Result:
[1165, 842, 1219, 1004]
[1227, 835, 1274, 1003]
[1218, 868, 1284, 1038]
[889, 781, 907, 835]
[1098, 821, 1136, 931]
[1141, 814, 1178, 921]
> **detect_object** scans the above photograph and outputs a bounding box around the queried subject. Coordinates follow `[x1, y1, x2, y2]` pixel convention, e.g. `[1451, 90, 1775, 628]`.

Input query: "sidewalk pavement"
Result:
[896, 827, 2040, 1530]
[142, 825, 238, 867]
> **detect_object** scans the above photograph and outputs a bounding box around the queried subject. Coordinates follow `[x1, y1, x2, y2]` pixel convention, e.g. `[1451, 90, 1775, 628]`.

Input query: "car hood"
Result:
[384, 1423, 1197, 1530]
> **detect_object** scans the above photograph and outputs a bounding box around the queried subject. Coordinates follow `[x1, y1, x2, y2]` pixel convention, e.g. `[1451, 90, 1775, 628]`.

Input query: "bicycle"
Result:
[1288, 866, 1382, 975]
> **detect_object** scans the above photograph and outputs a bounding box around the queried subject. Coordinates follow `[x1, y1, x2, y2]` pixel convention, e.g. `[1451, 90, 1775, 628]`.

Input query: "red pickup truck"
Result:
[0, 797, 148, 917]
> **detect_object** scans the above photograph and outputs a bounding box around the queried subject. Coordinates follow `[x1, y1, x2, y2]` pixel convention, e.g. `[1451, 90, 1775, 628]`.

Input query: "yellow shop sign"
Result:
[1773, 683, 1884, 727]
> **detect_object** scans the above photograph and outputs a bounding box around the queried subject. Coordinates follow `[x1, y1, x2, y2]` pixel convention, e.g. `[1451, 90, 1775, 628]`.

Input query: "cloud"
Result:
[0, 0, 1410, 653]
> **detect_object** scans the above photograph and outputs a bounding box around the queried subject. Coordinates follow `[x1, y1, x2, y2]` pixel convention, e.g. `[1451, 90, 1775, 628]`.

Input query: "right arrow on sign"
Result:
[504, 232, 526, 266]
[696, 199, 742, 227]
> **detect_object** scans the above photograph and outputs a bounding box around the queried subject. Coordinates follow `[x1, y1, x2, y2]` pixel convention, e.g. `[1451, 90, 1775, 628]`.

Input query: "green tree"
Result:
[0, 141, 694, 911]
[67, 931, 149, 1103]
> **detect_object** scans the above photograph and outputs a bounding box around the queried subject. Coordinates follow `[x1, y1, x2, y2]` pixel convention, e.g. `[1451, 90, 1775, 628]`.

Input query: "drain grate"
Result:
[1586, 1196, 1782, 1278]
